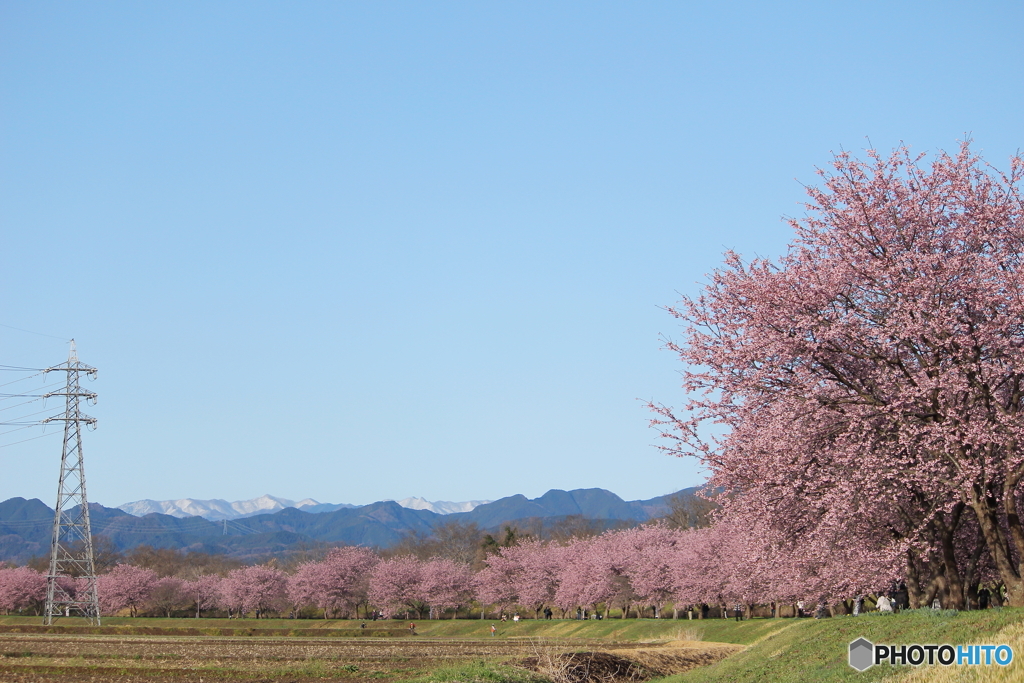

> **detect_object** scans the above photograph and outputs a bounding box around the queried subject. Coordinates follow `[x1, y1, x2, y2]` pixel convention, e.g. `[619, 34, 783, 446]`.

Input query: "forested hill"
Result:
[0, 487, 697, 563]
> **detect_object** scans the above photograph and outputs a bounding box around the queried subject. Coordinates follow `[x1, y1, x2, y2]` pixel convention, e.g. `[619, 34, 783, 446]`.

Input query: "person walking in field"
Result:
[490, 624, 497, 636]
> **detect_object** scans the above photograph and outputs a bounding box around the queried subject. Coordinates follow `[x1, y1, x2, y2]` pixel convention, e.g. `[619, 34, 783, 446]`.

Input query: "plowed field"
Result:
[0, 632, 641, 682]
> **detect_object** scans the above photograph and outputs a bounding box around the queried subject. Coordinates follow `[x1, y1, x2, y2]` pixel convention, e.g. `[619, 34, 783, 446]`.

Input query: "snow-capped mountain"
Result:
[117, 495, 343, 521]
[389, 496, 490, 515]
[117, 494, 489, 521]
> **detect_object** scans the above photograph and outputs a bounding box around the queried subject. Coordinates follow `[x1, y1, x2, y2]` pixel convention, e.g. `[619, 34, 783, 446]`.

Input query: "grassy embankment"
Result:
[0, 614, 780, 643]
[659, 608, 1024, 683]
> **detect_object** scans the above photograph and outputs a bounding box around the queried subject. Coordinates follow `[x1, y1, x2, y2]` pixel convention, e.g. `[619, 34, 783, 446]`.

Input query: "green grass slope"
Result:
[0, 615, 712, 642]
[660, 609, 1024, 683]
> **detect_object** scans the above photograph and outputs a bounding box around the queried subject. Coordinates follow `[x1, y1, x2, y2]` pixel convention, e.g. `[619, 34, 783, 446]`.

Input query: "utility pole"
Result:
[42, 340, 101, 625]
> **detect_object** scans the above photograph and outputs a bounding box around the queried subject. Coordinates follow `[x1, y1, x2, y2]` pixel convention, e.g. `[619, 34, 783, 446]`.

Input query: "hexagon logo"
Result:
[849, 637, 874, 671]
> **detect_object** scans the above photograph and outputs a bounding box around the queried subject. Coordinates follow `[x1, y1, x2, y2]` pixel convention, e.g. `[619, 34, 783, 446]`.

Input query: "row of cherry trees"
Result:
[4, 520, 851, 619]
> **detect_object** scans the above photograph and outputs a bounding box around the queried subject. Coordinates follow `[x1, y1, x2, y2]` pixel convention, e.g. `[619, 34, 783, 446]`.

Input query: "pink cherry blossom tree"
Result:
[618, 525, 685, 618]
[368, 556, 426, 619]
[147, 576, 187, 617]
[554, 535, 619, 618]
[420, 558, 474, 619]
[219, 565, 288, 618]
[183, 574, 222, 618]
[496, 539, 563, 619]
[653, 142, 1024, 606]
[288, 546, 377, 619]
[552, 537, 588, 616]
[0, 566, 47, 615]
[97, 564, 158, 617]
[475, 553, 518, 619]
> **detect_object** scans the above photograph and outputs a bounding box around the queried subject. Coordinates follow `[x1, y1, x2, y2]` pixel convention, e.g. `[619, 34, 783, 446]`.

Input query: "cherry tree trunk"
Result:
[905, 552, 923, 609]
[969, 494, 1024, 606]
[939, 531, 966, 610]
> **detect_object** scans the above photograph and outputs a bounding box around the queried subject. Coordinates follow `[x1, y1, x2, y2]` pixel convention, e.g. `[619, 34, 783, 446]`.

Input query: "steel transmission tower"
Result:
[42, 340, 101, 625]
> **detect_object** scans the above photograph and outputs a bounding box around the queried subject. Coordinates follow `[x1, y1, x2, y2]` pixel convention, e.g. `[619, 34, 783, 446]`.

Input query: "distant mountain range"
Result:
[0, 487, 696, 564]
[116, 495, 490, 520]
[387, 497, 491, 515]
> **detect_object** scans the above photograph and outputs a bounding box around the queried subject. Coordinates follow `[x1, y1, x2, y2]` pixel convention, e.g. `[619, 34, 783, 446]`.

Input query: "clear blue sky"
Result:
[2, 1, 1022, 508]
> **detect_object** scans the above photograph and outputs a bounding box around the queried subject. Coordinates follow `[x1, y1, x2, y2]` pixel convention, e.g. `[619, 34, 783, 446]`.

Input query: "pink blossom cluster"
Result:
[368, 555, 474, 619]
[480, 524, 798, 618]
[652, 141, 1024, 610]
[91, 563, 290, 619]
[290, 547, 376, 618]
[0, 565, 47, 614]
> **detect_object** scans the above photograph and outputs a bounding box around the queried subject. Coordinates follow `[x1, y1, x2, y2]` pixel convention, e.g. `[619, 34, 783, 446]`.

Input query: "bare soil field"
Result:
[3, 633, 512, 682]
[0, 631, 741, 682]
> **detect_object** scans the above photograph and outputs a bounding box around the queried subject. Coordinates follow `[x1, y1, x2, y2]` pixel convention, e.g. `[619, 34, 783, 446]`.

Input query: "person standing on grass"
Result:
[490, 624, 497, 636]
[895, 584, 909, 612]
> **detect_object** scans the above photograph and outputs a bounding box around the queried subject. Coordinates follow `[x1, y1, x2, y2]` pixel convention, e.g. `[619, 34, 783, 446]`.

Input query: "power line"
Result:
[1, 404, 76, 428]
[0, 516, 237, 534]
[0, 390, 64, 414]
[0, 322, 71, 341]
[0, 430, 61, 450]
[0, 426, 52, 439]
[0, 372, 45, 390]
[0, 380, 59, 398]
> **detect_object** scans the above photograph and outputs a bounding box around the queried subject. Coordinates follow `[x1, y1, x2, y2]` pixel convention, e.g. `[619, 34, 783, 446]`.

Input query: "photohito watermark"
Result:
[849, 638, 1014, 672]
